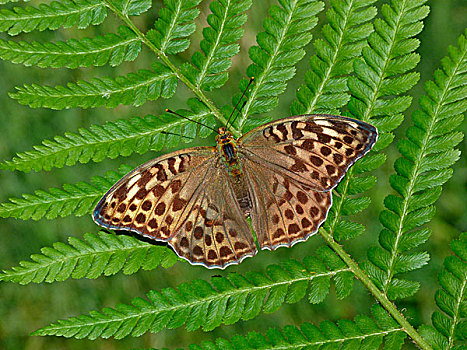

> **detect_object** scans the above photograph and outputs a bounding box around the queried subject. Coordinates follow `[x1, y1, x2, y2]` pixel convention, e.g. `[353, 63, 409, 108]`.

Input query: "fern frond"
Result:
[148, 305, 405, 350]
[420, 233, 467, 350]
[0, 231, 179, 284]
[291, 0, 377, 115]
[147, 0, 202, 55]
[34, 247, 354, 339]
[237, 0, 324, 132]
[0, 26, 140, 68]
[9, 62, 177, 109]
[367, 29, 467, 300]
[0, 166, 131, 220]
[0, 99, 213, 172]
[0, 0, 107, 35]
[180, 0, 251, 91]
[323, 0, 429, 242]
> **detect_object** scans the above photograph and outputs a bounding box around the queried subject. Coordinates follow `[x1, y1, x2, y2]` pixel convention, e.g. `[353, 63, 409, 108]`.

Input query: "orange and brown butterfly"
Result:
[93, 108, 377, 269]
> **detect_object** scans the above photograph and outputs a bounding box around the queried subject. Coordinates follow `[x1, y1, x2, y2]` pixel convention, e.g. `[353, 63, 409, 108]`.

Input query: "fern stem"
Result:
[318, 228, 432, 350]
[103, 0, 235, 136]
[448, 276, 466, 348]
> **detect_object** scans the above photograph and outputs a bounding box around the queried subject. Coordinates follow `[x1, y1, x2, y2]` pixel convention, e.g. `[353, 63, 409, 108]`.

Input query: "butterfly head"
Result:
[215, 127, 234, 143]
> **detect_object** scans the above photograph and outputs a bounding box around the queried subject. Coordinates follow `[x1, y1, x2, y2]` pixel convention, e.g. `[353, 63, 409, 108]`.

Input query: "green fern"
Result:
[10, 62, 177, 109]
[181, 0, 252, 91]
[147, 305, 406, 350]
[0, 0, 465, 349]
[323, 0, 429, 242]
[0, 25, 141, 68]
[420, 233, 466, 350]
[0, 0, 107, 35]
[291, 0, 377, 115]
[236, 0, 324, 132]
[366, 28, 467, 300]
[147, 0, 202, 55]
[0, 99, 212, 172]
[0, 231, 179, 284]
[33, 247, 353, 338]
[0, 166, 131, 220]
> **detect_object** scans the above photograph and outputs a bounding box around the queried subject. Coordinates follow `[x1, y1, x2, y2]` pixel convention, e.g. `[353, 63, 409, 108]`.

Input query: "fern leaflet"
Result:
[366, 28, 467, 300]
[149, 305, 406, 350]
[181, 0, 251, 91]
[420, 233, 466, 350]
[10, 62, 177, 109]
[323, 0, 429, 243]
[291, 0, 377, 115]
[0, 25, 140, 68]
[34, 247, 354, 338]
[106, 0, 152, 17]
[0, 99, 214, 172]
[147, 0, 202, 55]
[0, 0, 107, 35]
[0, 166, 131, 220]
[0, 231, 179, 284]
[235, 0, 324, 132]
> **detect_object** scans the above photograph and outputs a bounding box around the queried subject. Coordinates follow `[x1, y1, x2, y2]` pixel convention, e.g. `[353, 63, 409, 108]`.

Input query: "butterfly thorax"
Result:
[215, 127, 242, 180]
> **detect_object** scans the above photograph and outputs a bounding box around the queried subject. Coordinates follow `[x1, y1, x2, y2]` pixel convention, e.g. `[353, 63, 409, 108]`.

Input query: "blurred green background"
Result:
[0, 0, 466, 349]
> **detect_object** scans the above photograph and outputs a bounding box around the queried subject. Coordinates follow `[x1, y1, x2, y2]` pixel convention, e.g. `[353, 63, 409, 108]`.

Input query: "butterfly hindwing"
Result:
[170, 166, 256, 268]
[243, 159, 332, 249]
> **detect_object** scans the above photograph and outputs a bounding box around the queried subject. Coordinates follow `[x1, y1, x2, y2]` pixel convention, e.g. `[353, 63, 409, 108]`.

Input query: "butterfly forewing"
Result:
[239, 114, 377, 191]
[93, 148, 215, 238]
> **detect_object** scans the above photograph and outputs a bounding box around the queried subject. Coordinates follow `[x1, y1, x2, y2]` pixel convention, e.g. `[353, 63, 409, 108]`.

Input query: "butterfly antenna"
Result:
[226, 77, 254, 129]
[165, 109, 218, 133]
[160, 131, 194, 140]
[229, 100, 247, 130]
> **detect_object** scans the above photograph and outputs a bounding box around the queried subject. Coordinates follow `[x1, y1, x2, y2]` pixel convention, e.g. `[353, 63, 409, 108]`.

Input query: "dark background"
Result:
[0, 0, 466, 349]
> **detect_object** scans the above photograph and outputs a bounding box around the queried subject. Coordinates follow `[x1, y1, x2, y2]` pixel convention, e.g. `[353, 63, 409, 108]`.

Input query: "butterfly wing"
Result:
[239, 114, 378, 191]
[93, 147, 256, 268]
[170, 165, 256, 268]
[239, 114, 377, 249]
[243, 159, 332, 249]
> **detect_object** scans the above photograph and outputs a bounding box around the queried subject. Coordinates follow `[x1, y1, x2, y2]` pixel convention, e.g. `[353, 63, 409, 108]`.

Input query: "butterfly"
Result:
[93, 114, 377, 269]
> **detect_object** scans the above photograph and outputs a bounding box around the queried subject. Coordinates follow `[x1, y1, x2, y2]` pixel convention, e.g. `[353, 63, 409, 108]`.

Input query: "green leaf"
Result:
[147, 0, 202, 55]
[0, 166, 131, 220]
[181, 0, 252, 91]
[0, 0, 107, 35]
[107, 0, 152, 16]
[9, 62, 177, 109]
[1, 100, 213, 172]
[145, 305, 405, 349]
[33, 254, 352, 338]
[236, 0, 324, 131]
[325, 0, 429, 244]
[0, 231, 179, 284]
[420, 233, 467, 350]
[0, 26, 141, 68]
[368, 28, 467, 300]
[291, 0, 377, 115]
